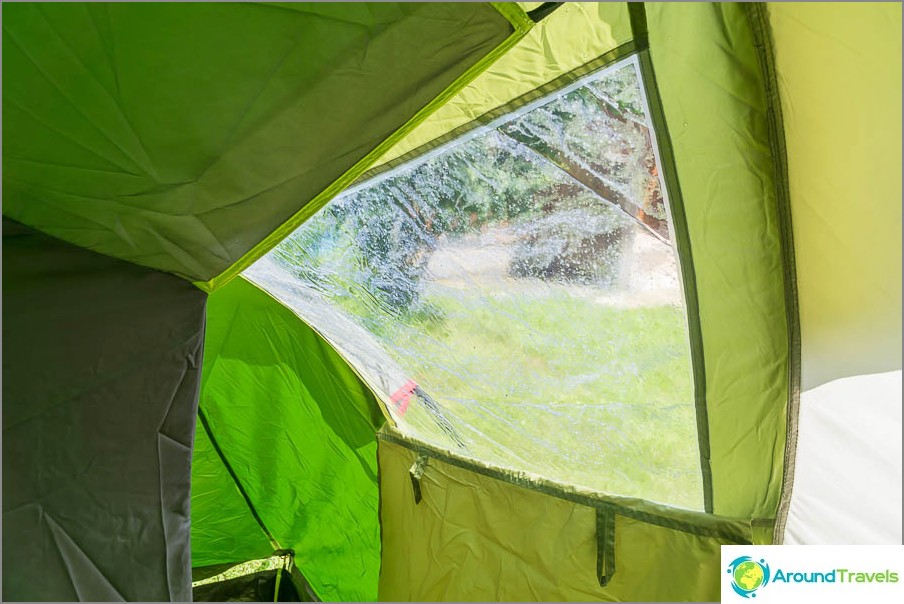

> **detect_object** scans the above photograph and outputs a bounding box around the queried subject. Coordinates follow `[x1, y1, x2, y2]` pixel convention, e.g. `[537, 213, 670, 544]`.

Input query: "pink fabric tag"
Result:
[389, 379, 418, 416]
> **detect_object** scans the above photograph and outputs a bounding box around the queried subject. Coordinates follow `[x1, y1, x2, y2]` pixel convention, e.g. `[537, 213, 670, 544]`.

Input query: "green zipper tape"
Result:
[628, 2, 714, 514]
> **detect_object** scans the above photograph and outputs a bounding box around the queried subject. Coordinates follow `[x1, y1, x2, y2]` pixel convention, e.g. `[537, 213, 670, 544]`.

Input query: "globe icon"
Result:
[733, 560, 765, 592]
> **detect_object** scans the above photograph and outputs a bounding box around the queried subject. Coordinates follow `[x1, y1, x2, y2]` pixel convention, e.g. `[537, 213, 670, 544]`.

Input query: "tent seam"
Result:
[355, 38, 644, 185]
[196, 407, 282, 553]
[377, 429, 753, 544]
[745, 2, 802, 546]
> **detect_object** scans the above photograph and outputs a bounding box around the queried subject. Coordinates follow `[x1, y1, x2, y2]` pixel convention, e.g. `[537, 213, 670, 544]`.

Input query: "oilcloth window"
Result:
[245, 57, 703, 511]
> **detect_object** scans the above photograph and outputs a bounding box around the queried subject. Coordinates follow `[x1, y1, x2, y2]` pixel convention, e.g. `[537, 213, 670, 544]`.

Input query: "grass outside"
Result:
[381, 285, 704, 510]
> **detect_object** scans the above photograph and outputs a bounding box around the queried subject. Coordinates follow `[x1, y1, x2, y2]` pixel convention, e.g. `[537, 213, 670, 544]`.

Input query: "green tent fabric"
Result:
[219, 3, 793, 597]
[193, 277, 385, 601]
[2, 2, 900, 602]
[2, 218, 207, 601]
[644, 1, 792, 520]
[2, 2, 527, 287]
[189, 420, 275, 570]
[365, 1, 634, 175]
[2, 3, 529, 600]
[377, 433, 757, 601]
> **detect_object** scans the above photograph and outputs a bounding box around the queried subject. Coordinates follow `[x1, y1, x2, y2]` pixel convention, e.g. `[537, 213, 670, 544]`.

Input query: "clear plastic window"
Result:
[245, 57, 703, 510]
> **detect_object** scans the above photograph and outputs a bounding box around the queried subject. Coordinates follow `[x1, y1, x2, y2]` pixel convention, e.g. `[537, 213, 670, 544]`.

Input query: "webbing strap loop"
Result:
[409, 454, 429, 505]
[596, 507, 617, 587]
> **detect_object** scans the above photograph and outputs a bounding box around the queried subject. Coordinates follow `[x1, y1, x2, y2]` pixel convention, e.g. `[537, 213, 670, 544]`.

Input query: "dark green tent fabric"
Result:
[194, 277, 385, 601]
[2, 2, 521, 286]
[2, 218, 207, 601]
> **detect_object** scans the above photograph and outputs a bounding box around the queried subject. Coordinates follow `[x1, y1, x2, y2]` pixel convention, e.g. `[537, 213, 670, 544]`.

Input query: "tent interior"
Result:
[2, 2, 901, 601]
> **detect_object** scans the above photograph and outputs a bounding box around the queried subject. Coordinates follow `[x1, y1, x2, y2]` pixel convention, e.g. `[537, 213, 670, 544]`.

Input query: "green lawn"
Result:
[382, 286, 704, 510]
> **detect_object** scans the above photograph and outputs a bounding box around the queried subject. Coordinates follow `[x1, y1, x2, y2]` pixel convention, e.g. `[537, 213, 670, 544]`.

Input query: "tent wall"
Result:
[783, 370, 902, 544]
[190, 417, 275, 568]
[5, 1, 897, 601]
[765, 2, 903, 545]
[192, 278, 385, 601]
[645, 2, 793, 520]
[2, 3, 533, 600]
[2, 218, 206, 601]
[767, 2, 902, 390]
[377, 433, 758, 602]
[360, 1, 797, 524]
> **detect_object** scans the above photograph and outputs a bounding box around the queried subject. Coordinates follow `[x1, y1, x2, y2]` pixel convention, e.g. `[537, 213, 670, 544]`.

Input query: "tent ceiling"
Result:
[367, 2, 632, 173]
[2, 2, 521, 286]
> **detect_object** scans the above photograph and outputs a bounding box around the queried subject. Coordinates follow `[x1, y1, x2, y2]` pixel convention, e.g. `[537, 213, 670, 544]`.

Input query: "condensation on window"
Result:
[245, 57, 703, 510]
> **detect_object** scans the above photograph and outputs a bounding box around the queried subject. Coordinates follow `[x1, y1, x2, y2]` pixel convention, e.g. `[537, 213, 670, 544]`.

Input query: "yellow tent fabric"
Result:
[377, 433, 757, 602]
[368, 2, 633, 171]
[769, 2, 902, 390]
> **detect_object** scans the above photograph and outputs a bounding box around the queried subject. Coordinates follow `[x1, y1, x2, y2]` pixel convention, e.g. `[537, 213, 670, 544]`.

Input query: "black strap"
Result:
[526, 2, 564, 23]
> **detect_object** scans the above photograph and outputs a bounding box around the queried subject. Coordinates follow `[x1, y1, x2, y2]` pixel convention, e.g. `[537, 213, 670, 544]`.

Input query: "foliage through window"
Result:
[245, 58, 703, 510]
